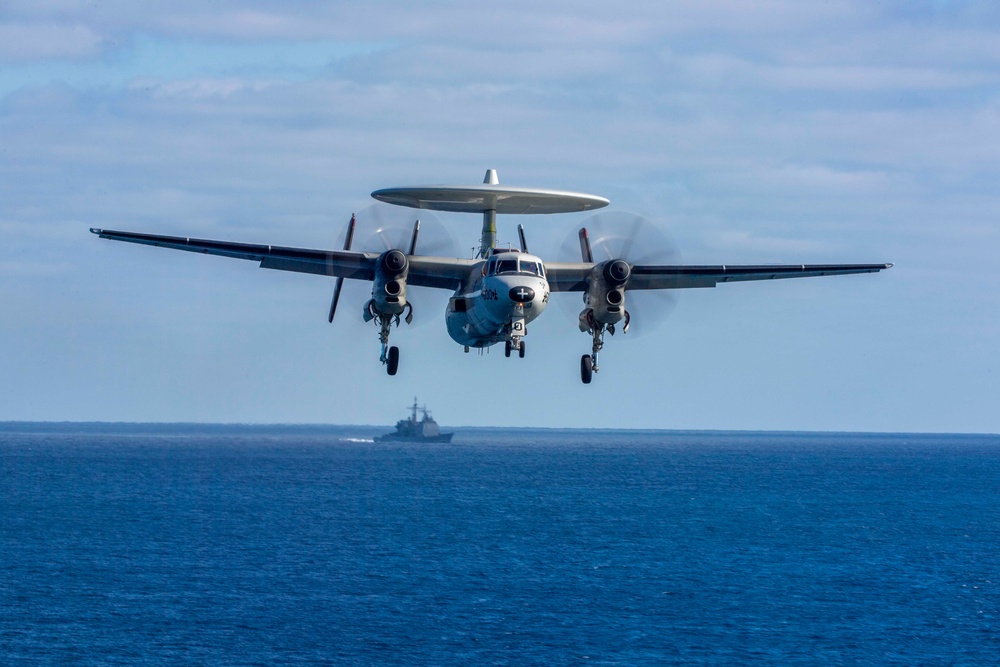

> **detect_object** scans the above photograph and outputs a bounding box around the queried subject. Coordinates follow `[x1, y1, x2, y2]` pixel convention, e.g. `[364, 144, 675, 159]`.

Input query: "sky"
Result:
[1, 1, 998, 432]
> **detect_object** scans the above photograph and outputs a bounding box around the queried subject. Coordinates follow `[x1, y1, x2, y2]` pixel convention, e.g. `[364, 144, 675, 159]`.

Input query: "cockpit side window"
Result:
[520, 261, 542, 277]
[487, 259, 497, 276]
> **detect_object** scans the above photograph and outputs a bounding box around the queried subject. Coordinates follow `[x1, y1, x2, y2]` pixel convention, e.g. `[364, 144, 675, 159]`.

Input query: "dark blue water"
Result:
[3, 425, 999, 665]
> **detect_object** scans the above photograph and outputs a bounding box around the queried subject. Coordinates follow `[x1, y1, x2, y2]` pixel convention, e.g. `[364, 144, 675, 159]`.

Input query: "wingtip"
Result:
[885, 263, 894, 269]
[90, 227, 102, 235]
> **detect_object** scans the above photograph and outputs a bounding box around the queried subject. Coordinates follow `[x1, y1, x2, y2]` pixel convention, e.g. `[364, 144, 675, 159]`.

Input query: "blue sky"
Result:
[2, 1, 998, 432]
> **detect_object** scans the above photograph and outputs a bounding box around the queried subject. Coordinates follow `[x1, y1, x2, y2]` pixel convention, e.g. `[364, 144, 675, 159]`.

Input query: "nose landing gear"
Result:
[504, 316, 527, 359]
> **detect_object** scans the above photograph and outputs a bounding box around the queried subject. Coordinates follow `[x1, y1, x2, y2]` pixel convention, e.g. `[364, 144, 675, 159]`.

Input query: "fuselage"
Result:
[445, 250, 549, 348]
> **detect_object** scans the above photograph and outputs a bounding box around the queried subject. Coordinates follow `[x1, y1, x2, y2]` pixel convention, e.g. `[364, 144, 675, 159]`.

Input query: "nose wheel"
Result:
[504, 339, 526, 359]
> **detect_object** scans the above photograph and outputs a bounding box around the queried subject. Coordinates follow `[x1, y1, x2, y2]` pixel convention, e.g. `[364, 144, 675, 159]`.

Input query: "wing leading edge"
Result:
[545, 262, 892, 292]
[91, 228, 891, 292]
[89, 228, 475, 290]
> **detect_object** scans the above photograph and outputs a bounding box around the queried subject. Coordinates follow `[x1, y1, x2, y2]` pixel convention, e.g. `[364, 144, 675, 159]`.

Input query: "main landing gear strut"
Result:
[365, 300, 412, 376]
[580, 310, 629, 384]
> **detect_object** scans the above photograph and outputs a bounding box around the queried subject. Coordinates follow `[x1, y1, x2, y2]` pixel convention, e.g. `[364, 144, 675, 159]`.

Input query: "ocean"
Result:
[2, 424, 998, 665]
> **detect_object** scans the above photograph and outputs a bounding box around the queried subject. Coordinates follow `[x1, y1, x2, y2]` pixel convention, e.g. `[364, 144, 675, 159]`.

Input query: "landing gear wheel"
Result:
[581, 355, 593, 384]
[387, 346, 399, 376]
[518, 341, 525, 359]
[505, 340, 512, 358]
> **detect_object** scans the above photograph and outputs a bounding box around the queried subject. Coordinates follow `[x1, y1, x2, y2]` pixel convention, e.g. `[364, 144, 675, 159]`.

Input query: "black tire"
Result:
[387, 346, 399, 376]
[518, 341, 525, 359]
[504, 340, 512, 358]
[581, 354, 593, 384]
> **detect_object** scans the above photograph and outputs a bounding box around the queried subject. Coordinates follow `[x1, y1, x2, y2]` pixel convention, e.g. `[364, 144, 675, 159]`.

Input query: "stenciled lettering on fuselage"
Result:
[481, 287, 499, 301]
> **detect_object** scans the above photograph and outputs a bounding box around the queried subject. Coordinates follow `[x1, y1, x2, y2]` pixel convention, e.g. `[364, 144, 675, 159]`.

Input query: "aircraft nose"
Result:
[509, 286, 535, 303]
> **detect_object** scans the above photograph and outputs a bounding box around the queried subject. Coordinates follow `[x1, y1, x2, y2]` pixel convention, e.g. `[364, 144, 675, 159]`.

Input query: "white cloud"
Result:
[710, 230, 841, 257]
[750, 164, 896, 195]
[669, 52, 998, 92]
[0, 23, 102, 63]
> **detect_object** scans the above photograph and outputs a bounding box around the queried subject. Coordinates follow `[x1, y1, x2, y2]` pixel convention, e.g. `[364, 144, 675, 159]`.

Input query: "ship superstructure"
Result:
[375, 398, 454, 443]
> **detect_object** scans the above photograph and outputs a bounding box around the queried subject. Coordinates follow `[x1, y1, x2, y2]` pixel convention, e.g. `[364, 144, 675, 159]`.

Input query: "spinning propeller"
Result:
[357, 202, 458, 258]
[326, 203, 458, 325]
[327, 214, 356, 323]
[559, 211, 682, 383]
[560, 211, 681, 337]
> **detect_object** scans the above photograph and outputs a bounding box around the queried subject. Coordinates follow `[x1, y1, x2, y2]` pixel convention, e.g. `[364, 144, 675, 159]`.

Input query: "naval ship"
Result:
[375, 398, 454, 443]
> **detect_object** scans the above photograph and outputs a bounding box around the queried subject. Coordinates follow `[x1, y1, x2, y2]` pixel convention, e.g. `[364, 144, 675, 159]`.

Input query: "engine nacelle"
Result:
[580, 260, 629, 328]
[371, 249, 408, 316]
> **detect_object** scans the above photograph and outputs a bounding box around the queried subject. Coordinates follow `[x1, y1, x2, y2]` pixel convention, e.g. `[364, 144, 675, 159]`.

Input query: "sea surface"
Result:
[2, 424, 999, 665]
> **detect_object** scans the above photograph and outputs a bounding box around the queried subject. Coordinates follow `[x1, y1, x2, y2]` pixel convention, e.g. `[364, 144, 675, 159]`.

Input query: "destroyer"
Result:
[375, 398, 454, 443]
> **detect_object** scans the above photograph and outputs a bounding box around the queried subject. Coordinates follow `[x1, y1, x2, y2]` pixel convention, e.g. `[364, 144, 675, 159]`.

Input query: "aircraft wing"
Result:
[89, 228, 476, 290]
[545, 261, 893, 292]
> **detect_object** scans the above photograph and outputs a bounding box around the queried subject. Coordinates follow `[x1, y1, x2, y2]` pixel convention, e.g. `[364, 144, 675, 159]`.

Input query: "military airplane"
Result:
[91, 169, 891, 383]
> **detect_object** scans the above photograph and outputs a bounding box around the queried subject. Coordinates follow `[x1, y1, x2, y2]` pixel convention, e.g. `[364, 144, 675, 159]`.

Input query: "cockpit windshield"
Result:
[485, 256, 545, 278]
[495, 259, 518, 275]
